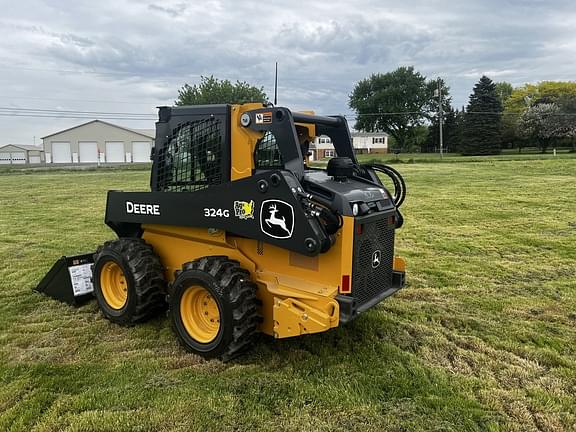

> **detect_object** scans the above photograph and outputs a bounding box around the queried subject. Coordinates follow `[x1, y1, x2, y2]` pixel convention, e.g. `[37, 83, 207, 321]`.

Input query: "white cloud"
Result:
[0, 0, 575, 143]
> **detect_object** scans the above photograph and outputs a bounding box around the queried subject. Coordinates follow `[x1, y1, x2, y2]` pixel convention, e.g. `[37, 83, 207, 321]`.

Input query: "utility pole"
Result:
[438, 78, 444, 158]
[274, 62, 278, 106]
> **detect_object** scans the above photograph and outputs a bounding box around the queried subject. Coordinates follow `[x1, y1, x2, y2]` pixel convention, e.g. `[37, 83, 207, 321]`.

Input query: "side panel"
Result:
[105, 171, 330, 257]
[141, 224, 351, 338]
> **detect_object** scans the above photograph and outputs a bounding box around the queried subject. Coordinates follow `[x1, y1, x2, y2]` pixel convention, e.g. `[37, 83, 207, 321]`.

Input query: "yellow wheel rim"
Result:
[100, 261, 128, 310]
[180, 286, 220, 343]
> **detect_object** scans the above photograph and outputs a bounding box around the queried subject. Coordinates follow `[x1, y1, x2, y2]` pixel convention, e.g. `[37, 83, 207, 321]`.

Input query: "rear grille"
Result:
[351, 217, 395, 306]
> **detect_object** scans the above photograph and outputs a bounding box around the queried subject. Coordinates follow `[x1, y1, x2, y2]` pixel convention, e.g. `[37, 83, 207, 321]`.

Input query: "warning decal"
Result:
[255, 112, 273, 124]
[68, 263, 94, 297]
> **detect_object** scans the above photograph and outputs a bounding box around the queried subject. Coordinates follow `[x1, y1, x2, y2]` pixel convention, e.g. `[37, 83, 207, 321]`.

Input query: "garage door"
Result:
[52, 142, 71, 163]
[10, 152, 26, 164]
[105, 142, 124, 163]
[132, 141, 151, 162]
[29, 155, 41, 164]
[79, 142, 98, 163]
[0, 153, 11, 164]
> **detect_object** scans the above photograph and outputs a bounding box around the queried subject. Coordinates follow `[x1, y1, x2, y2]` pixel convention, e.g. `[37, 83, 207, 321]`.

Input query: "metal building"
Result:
[42, 120, 154, 164]
[0, 144, 45, 165]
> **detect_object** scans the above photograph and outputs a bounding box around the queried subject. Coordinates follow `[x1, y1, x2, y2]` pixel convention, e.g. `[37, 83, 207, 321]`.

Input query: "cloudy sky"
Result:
[1, 0, 575, 144]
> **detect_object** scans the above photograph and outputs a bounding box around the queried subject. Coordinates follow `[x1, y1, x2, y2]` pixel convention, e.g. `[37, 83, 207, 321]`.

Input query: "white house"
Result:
[310, 132, 388, 160]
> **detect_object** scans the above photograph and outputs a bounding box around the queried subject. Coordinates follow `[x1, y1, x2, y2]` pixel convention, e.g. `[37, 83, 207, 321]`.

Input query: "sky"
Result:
[0, 0, 575, 145]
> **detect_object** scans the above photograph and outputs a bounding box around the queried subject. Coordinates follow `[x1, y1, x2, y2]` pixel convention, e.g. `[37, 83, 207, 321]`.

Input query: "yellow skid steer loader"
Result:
[37, 103, 406, 360]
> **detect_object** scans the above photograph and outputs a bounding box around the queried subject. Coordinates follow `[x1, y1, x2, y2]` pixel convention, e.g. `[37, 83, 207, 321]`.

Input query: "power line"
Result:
[0, 105, 574, 121]
[0, 106, 156, 120]
[0, 107, 154, 116]
[0, 113, 155, 120]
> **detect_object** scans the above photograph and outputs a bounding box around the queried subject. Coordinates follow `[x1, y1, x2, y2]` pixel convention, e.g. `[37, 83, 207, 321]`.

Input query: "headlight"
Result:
[352, 203, 359, 216]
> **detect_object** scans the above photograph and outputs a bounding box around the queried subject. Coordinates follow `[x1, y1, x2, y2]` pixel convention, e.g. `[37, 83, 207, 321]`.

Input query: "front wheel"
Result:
[170, 256, 261, 361]
[93, 238, 167, 325]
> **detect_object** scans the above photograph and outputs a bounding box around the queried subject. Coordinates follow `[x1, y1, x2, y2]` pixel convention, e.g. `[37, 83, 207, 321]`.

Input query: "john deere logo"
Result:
[234, 200, 255, 220]
[260, 200, 294, 239]
[372, 250, 381, 268]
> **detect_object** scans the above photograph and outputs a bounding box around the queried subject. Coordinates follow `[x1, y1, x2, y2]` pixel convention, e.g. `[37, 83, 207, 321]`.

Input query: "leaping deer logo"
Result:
[265, 204, 291, 235]
[260, 200, 294, 239]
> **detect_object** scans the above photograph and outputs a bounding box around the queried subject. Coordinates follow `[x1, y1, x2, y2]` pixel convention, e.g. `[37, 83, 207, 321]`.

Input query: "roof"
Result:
[0, 144, 44, 151]
[351, 131, 389, 137]
[129, 128, 155, 138]
[41, 120, 155, 140]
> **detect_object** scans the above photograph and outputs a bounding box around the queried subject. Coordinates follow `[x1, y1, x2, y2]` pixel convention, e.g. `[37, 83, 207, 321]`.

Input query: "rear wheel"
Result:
[93, 238, 167, 325]
[170, 256, 261, 361]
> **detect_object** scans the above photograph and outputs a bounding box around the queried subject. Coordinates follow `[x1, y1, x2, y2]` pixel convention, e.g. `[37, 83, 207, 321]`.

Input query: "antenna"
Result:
[274, 62, 278, 106]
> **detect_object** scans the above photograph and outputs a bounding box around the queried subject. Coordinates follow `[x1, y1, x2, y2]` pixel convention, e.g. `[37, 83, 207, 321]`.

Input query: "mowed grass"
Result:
[0, 159, 575, 431]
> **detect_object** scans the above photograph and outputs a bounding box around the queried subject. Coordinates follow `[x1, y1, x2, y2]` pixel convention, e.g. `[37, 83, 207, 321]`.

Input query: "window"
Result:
[157, 118, 224, 192]
[372, 137, 385, 144]
[325, 149, 334, 158]
[254, 131, 283, 169]
[318, 136, 332, 144]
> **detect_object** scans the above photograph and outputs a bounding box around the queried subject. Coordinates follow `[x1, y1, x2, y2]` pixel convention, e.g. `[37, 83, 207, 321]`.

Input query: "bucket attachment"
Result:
[35, 253, 95, 306]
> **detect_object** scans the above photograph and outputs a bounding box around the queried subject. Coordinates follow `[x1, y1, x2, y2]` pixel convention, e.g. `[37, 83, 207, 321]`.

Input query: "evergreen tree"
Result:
[452, 107, 466, 153]
[461, 76, 503, 155]
[443, 106, 459, 152]
[424, 105, 458, 153]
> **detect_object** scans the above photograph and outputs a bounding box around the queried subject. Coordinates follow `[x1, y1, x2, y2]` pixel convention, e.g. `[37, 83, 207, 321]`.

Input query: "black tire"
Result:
[93, 238, 167, 325]
[170, 256, 261, 361]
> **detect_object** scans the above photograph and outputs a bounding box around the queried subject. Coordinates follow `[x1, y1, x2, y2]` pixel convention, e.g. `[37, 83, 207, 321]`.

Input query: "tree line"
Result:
[349, 67, 576, 154]
[175, 72, 576, 155]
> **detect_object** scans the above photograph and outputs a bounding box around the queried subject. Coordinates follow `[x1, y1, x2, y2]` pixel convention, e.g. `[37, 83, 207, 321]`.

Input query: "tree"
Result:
[424, 106, 458, 153]
[502, 81, 576, 152]
[518, 102, 576, 152]
[176, 75, 267, 105]
[452, 107, 466, 153]
[505, 81, 576, 114]
[349, 67, 446, 151]
[461, 76, 503, 155]
[423, 78, 454, 152]
[560, 95, 576, 151]
[495, 82, 513, 105]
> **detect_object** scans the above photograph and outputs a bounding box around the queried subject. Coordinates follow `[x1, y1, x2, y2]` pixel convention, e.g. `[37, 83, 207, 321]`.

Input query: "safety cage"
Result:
[151, 105, 231, 192]
[254, 131, 284, 169]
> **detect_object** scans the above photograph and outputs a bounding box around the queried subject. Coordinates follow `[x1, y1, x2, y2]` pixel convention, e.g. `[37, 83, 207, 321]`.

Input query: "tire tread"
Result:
[94, 238, 167, 325]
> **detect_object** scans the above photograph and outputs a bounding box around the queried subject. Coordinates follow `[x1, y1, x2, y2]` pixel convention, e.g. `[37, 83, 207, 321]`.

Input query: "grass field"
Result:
[1, 158, 575, 431]
[356, 150, 576, 164]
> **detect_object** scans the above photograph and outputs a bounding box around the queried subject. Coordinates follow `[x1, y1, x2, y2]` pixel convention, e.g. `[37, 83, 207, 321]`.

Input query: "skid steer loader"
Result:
[37, 103, 407, 360]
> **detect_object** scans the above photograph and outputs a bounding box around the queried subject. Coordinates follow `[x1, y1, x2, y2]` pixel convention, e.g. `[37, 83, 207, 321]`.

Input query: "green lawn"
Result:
[355, 150, 576, 164]
[1, 159, 575, 431]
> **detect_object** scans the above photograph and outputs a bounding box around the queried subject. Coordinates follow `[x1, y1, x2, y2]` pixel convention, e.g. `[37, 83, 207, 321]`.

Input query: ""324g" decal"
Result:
[203, 208, 230, 218]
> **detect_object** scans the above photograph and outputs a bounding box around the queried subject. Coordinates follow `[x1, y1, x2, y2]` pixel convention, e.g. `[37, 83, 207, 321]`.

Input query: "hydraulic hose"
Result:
[359, 163, 407, 208]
